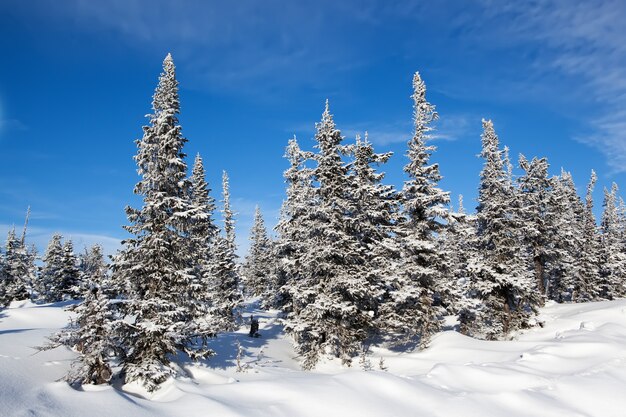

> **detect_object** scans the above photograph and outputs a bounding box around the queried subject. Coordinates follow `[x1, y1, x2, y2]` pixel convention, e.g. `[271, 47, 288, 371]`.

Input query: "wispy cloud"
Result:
[342, 122, 411, 146]
[340, 113, 475, 147]
[0, 223, 122, 257]
[26, 0, 370, 96]
[476, 0, 626, 173]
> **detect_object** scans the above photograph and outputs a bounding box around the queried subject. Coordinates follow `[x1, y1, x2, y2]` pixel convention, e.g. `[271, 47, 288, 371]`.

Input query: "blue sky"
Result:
[1, 0, 625, 256]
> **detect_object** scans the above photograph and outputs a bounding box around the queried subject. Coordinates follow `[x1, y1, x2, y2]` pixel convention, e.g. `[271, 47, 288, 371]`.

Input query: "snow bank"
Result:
[1, 300, 626, 416]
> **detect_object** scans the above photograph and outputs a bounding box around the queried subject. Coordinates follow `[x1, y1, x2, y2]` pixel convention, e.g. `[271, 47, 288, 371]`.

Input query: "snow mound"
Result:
[1, 299, 626, 416]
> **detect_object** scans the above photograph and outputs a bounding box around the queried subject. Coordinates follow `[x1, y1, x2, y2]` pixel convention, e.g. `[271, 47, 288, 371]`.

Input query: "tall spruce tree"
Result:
[273, 137, 315, 311]
[345, 134, 400, 341]
[573, 170, 601, 301]
[462, 120, 538, 340]
[188, 153, 219, 316]
[598, 183, 626, 299]
[547, 170, 585, 302]
[209, 170, 242, 331]
[111, 54, 214, 391]
[285, 101, 373, 368]
[242, 206, 274, 298]
[517, 154, 556, 301]
[387, 72, 450, 347]
[440, 195, 475, 316]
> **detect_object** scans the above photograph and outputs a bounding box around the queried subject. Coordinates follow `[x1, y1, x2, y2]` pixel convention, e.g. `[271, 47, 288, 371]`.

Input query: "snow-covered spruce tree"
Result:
[0, 248, 4, 307]
[385, 72, 450, 347]
[59, 239, 81, 300]
[208, 170, 242, 331]
[285, 101, 374, 369]
[272, 137, 316, 311]
[573, 170, 601, 302]
[187, 153, 219, 318]
[242, 206, 274, 298]
[39, 233, 66, 302]
[78, 244, 109, 292]
[517, 154, 557, 302]
[342, 134, 401, 340]
[617, 196, 626, 296]
[598, 183, 626, 299]
[344, 134, 401, 339]
[0, 228, 33, 306]
[440, 195, 475, 316]
[110, 54, 214, 392]
[461, 120, 538, 340]
[546, 170, 585, 302]
[42, 286, 118, 386]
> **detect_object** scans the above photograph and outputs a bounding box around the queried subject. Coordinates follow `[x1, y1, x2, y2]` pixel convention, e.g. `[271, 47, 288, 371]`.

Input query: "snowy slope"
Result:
[1, 299, 626, 417]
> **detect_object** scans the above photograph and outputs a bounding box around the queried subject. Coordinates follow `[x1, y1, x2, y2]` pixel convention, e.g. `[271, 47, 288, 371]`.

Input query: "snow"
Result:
[2, 299, 626, 416]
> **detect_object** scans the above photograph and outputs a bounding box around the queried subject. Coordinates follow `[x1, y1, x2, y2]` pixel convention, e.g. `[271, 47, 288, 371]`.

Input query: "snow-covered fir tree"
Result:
[385, 72, 450, 347]
[111, 54, 214, 391]
[272, 137, 316, 311]
[546, 170, 585, 302]
[0, 228, 32, 306]
[78, 244, 110, 293]
[573, 170, 601, 302]
[517, 154, 557, 301]
[39, 234, 68, 302]
[598, 183, 626, 299]
[242, 206, 274, 299]
[345, 134, 399, 341]
[440, 195, 475, 316]
[187, 153, 219, 317]
[462, 120, 538, 340]
[285, 101, 374, 368]
[208, 170, 242, 331]
[59, 239, 81, 299]
[43, 286, 118, 386]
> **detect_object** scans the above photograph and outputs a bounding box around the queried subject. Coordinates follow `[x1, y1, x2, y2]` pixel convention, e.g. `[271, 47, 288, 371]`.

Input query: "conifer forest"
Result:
[2, 53, 626, 417]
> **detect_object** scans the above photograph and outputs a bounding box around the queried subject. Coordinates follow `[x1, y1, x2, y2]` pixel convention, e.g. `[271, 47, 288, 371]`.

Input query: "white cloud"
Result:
[0, 223, 122, 258]
[478, 0, 626, 173]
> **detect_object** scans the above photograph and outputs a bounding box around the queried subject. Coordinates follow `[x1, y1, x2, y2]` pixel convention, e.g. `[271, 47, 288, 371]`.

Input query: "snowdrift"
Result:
[1, 299, 626, 417]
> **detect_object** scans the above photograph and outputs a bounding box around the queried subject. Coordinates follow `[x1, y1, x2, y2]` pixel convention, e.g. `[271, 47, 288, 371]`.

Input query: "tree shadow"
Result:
[0, 328, 34, 336]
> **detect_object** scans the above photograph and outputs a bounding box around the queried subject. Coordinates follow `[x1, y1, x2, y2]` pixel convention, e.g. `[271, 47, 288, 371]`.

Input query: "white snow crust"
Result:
[1, 299, 626, 416]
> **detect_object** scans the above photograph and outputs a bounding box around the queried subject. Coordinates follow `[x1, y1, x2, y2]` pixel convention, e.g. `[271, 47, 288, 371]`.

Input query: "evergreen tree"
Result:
[78, 244, 110, 292]
[386, 72, 450, 347]
[285, 101, 372, 368]
[573, 170, 601, 301]
[440, 195, 475, 316]
[39, 234, 66, 302]
[0, 248, 5, 307]
[111, 54, 214, 391]
[517, 154, 556, 301]
[188, 153, 219, 315]
[209, 170, 242, 331]
[0, 228, 32, 305]
[345, 134, 400, 342]
[598, 183, 626, 299]
[547, 170, 585, 302]
[42, 286, 118, 386]
[60, 239, 81, 299]
[272, 137, 315, 311]
[242, 206, 274, 298]
[462, 120, 538, 340]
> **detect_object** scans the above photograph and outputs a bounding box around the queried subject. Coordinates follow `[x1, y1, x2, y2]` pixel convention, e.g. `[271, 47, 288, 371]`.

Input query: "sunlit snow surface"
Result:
[1, 299, 626, 416]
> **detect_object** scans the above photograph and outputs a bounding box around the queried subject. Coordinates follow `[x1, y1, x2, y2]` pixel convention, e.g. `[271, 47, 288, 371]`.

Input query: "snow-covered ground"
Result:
[1, 299, 626, 417]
